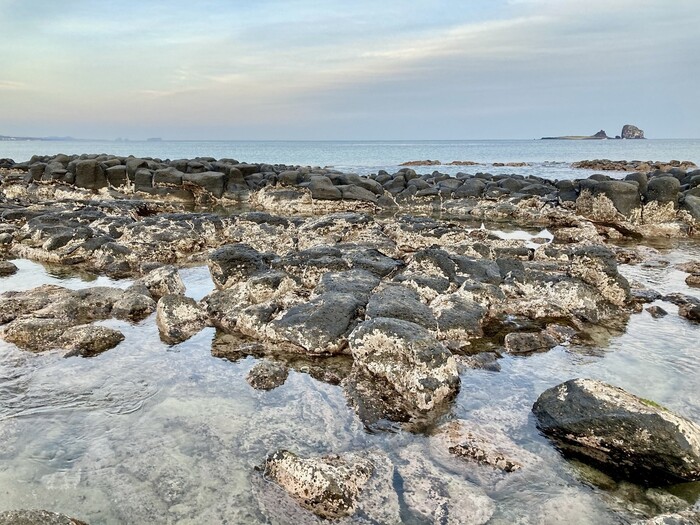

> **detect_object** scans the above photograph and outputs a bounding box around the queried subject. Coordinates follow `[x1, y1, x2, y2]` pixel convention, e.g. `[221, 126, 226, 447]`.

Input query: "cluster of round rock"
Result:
[1, 155, 699, 221]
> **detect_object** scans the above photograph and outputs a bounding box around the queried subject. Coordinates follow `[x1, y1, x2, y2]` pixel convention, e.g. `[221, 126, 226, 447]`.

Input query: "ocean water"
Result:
[1, 139, 699, 179]
[0, 241, 699, 523]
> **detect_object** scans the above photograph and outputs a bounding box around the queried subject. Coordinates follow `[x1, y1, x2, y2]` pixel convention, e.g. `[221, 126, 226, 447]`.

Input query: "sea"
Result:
[1, 138, 699, 180]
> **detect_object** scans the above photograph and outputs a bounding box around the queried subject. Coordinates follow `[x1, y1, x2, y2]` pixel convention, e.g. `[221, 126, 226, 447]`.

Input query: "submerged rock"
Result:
[433, 420, 525, 473]
[504, 330, 558, 354]
[349, 317, 459, 413]
[0, 510, 87, 525]
[247, 360, 289, 390]
[533, 379, 700, 485]
[633, 511, 700, 524]
[253, 450, 399, 525]
[262, 450, 374, 519]
[396, 443, 495, 525]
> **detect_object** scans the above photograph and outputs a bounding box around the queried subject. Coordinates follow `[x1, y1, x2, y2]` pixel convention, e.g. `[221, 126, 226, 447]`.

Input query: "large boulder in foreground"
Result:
[349, 317, 459, 412]
[533, 379, 700, 485]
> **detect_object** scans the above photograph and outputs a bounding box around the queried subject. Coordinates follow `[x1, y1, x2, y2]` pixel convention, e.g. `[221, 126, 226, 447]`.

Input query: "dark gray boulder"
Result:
[105, 165, 128, 187]
[594, 180, 641, 216]
[266, 292, 363, 354]
[346, 249, 403, 277]
[183, 171, 226, 198]
[646, 177, 681, 205]
[314, 269, 380, 301]
[0, 260, 18, 277]
[60, 324, 125, 357]
[1, 317, 70, 352]
[504, 331, 558, 354]
[134, 168, 153, 191]
[154, 167, 184, 186]
[309, 175, 342, 200]
[682, 195, 700, 222]
[339, 184, 378, 203]
[125, 158, 148, 179]
[453, 178, 486, 198]
[430, 293, 485, 340]
[366, 285, 437, 330]
[626, 172, 649, 195]
[111, 288, 157, 321]
[208, 244, 270, 289]
[74, 160, 107, 189]
[28, 162, 46, 181]
[533, 379, 700, 485]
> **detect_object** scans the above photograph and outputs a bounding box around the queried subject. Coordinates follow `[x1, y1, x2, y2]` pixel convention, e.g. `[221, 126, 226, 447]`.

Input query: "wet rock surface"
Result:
[155, 294, 207, 344]
[0, 260, 18, 276]
[533, 379, 700, 485]
[246, 360, 289, 390]
[261, 450, 374, 519]
[0, 510, 87, 525]
[349, 317, 460, 413]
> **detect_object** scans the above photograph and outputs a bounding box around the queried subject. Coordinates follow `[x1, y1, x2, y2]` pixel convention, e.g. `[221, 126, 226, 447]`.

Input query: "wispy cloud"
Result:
[0, 80, 27, 90]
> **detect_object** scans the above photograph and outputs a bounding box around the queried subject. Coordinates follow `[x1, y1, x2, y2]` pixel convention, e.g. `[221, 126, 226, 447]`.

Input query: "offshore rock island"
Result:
[1, 152, 700, 524]
[542, 124, 645, 140]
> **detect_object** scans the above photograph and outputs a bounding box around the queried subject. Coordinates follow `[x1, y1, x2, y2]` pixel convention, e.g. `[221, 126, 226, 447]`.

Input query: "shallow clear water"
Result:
[1, 139, 698, 180]
[0, 236, 699, 523]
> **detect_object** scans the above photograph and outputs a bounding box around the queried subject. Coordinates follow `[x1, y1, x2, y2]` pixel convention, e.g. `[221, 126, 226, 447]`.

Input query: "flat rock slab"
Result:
[208, 244, 270, 289]
[533, 378, 700, 485]
[365, 284, 437, 330]
[60, 325, 125, 357]
[266, 292, 363, 355]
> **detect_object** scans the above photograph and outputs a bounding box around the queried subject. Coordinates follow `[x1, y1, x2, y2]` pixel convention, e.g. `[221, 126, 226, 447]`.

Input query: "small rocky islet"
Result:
[1, 153, 700, 523]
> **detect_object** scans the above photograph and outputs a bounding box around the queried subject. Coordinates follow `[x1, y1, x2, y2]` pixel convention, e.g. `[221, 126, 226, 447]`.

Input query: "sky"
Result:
[0, 0, 698, 140]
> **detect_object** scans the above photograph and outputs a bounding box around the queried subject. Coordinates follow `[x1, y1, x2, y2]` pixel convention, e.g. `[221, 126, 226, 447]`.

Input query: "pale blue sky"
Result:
[0, 0, 698, 139]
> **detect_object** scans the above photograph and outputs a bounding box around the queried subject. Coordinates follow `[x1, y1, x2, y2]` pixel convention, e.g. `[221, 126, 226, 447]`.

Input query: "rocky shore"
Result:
[1, 154, 700, 523]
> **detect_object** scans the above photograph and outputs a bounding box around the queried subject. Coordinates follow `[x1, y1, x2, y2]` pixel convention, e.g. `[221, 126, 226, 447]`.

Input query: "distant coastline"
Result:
[0, 135, 79, 142]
